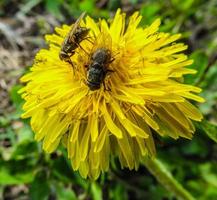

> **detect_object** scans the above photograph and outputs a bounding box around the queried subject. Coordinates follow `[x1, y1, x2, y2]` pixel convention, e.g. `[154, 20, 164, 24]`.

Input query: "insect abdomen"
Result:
[87, 64, 105, 90]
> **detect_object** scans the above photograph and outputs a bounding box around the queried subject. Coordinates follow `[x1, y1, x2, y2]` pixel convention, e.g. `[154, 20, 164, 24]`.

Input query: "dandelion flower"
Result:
[20, 9, 204, 179]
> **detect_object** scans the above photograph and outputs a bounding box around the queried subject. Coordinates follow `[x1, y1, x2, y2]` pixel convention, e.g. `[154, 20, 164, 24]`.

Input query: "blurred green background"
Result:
[0, 0, 217, 199]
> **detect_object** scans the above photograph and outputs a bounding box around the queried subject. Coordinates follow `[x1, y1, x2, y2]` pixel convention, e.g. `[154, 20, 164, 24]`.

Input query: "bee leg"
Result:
[107, 69, 115, 73]
[109, 58, 115, 63]
[67, 59, 75, 73]
[103, 81, 107, 91]
[103, 81, 111, 92]
[105, 69, 115, 77]
[67, 59, 74, 67]
[84, 37, 94, 44]
[66, 58, 76, 75]
[77, 43, 89, 55]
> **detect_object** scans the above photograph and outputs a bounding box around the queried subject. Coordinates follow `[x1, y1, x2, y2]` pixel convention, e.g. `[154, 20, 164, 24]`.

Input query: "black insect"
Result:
[59, 12, 90, 66]
[86, 48, 114, 91]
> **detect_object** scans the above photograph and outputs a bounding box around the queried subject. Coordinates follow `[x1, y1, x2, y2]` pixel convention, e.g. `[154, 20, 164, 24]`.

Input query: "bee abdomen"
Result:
[87, 63, 106, 90]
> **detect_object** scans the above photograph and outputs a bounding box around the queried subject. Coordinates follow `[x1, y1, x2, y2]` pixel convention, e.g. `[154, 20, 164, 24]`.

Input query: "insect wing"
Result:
[67, 12, 86, 41]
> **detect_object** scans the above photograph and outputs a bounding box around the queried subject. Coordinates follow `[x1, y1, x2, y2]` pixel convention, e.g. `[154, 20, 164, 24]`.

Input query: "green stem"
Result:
[143, 158, 196, 200]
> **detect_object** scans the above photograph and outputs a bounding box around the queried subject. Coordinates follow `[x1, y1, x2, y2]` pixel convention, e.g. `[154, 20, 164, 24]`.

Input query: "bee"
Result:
[86, 47, 114, 91]
[59, 12, 90, 66]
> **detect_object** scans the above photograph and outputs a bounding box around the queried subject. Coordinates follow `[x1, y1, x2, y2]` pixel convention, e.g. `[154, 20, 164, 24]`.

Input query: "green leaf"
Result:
[198, 64, 217, 115]
[45, 0, 64, 21]
[140, 3, 160, 25]
[79, 0, 94, 13]
[58, 148, 89, 188]
[16, 123, 34, 142]
[159, 19, 176, 32]
[0, 116, 10, 127]
[200, 64, 217, 89]
[11, 140, 38, 160]
[195, 120, 217, 143]
[9, 85, 23, 110]
[0, 127, 16, 147]
[128, 0, 139, 5]
[51, 156, 75, 183]
[30, 170, 50, 200]
[199, 163, 217, 188]
[0, 160, 35, 185]
[108, 0, 121, 11]
[110, 184, 128, 200]
[180, 137, 208, 158]
[171, 0, 195, 11]
[185, 51, 208, 85]
[63, 0, 80, 16]
[56, 183, 77, 200]
[0, 166, 34, 185]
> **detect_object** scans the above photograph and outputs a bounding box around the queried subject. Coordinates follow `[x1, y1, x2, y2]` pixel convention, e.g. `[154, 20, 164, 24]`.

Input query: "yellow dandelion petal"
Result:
[45, 34, 63, 46]
[79, 161, 89, 179]
[71, 141, 81, 170]
[67, 137, 74, 159]
[94, 125, 108, 153]
[85, 16, 100, 36]
[127, 11, 142, 33]
[117, 132, 135, 169]
[79, 121, 91, 161]
[35, 115, 58, 141]
[100, 136, 110, 171]
[20, 9, 204, 179]
[160, 103, 190, 129]
[110, 9, 125, 42]
[101, 100, 123, 138]
[69, 121, 79, 142]
[90, 113, 99, 142]
[176, 100, 203, 121]
[132, 106, 160, 131]
[148, 18, 161, 33]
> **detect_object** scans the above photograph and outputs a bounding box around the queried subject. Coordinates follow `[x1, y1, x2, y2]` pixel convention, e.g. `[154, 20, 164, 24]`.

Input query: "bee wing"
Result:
[67, 12, 86, 42]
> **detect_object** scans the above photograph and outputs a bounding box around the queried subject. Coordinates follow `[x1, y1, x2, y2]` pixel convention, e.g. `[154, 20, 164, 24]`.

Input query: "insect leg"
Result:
[84, 37, 94, 44]
[65, 56, 76, 75]
[106, 69, 115, 73]
[66, 58, 74, 69]
[67, 58, 73, 65]
[109, 58, 115, 63]
[77, 43, 89, 55]
[103, 81, 111, 91]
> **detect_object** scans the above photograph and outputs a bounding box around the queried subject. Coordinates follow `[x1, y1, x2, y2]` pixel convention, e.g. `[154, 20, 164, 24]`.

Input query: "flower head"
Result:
[20, 9, 204, 179]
